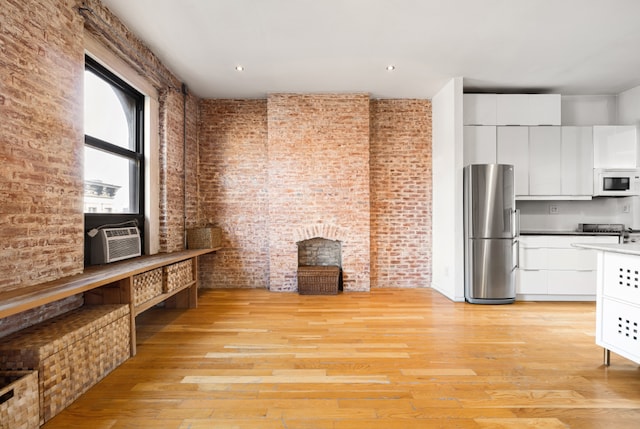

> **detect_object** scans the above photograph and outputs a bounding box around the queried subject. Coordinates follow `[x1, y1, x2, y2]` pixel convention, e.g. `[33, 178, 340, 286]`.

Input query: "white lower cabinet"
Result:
[517, 269, 547, 295]
[517, 235, 619, 300]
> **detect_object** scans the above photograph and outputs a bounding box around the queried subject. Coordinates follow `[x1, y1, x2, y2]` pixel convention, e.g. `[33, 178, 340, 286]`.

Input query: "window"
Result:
[84, 56, 144, 214]
[84, 55, 145, 263]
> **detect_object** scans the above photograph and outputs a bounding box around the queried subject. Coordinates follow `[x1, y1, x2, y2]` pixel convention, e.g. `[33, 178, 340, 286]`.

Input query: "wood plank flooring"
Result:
[42, 288, 640, 428]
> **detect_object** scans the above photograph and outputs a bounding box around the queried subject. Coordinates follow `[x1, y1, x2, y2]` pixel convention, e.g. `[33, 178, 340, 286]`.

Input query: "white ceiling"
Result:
[100, 0, 640, 99]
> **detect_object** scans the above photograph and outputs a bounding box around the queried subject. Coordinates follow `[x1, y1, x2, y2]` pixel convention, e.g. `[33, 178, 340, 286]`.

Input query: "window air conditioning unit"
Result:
[91, 227, 141, 264]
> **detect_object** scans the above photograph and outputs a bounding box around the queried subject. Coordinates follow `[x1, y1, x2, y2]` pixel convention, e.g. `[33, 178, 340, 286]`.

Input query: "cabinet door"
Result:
[497, 126, 529, 196]
[463, 94, 497, 125]
[463, 126, 496, 165]
[548, 271, 596, 295]
[517, 269, 547, 294]
[529, 127, 562, 195]
[601, 298, 640, 361]
[561, 126, 594, 195]
[496, 95, 529, 125]
[520, 248, 547, 270]
[547, 248, 597, 270]
[593, 125, 638, 168]
[529, 94, 561, 125]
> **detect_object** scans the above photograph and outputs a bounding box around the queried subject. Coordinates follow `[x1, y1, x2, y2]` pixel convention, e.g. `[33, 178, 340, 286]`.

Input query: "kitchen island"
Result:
[573, 243, 640, 366]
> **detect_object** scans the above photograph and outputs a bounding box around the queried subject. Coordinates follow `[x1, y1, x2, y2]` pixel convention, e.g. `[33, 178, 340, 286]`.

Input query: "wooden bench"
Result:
[0, 248, 218, 356]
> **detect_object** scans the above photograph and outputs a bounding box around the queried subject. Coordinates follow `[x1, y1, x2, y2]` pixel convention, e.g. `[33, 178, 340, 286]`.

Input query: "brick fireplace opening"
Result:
[297, 237, 342, 294]
[298, 237, 341, 267]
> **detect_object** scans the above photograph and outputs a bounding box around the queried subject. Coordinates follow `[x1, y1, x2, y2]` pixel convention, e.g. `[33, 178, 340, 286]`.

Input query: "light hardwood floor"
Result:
[43, 288, 640, 428]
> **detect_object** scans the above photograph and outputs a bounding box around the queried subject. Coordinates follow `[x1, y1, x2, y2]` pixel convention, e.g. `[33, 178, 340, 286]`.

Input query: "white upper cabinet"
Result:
[463, 126, 497, 165]
[464, 125, 593, 199]
[529, 95, 562, 126]
[463, 93, 561, 126]
[593, 125, 638, 168]
[463, 94, 497, 125]
[561, 126, 593, 196]
[529, 127, 562, 195]
[496, 94, 561, 126]
[496, 95, 530, 125]
[497, 126, 529, 196]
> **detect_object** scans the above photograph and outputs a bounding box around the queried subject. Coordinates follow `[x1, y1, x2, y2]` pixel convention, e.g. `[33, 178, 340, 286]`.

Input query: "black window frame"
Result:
[83, 55, 145, 266]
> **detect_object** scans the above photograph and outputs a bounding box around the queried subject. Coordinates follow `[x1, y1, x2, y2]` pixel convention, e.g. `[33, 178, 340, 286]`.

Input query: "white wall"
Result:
[431, 77, 465, 302]
[618, 85, 640, 125]
[517, 198, 635, 231]
[561, 95, 617, 126]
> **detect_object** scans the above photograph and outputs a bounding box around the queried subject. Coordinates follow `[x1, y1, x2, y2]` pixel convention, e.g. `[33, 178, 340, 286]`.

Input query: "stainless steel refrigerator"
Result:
[464, 164, 518, 304]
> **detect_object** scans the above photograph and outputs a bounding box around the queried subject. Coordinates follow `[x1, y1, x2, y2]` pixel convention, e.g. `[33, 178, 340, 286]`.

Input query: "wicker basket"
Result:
[187, 227, 222, 249]
[297, 265, 341, 295]
[0, 305, 130, 424]
[0, 371, 39, 429]
[133, 268, 163, 305]
[164, 260, 193, 292]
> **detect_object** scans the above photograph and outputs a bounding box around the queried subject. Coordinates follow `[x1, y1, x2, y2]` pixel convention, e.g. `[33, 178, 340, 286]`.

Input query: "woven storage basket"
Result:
[0, 371, 39, 429]
[187, 227, 222, 249]
[0, 305, 130, 424]
[133, 268, 163, 305]
[297, 265, 341, 295]
[164, 260, 193, 292]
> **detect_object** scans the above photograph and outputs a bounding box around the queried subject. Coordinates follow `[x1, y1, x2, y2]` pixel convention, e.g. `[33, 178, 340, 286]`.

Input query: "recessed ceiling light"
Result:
[386, 65, 395, 71]
[235, 65, 244, 71]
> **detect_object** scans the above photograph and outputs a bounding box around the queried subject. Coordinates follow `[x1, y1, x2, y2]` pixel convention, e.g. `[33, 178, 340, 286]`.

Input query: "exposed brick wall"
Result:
[370, 99, 432, 288]
[159, 88, 187, 252]
[196, 96, 432, 292]
[267, 94, 371, 292]
[0, 0, 195, 334]
[82, 0, 180, 91]
[197, 100, 269, 288]
[0, 0, 85, 291]
[185, 92, 200, 228]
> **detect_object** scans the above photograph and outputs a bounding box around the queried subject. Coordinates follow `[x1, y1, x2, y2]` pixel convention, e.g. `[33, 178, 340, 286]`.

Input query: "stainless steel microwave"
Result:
[593, 168, 640, 196]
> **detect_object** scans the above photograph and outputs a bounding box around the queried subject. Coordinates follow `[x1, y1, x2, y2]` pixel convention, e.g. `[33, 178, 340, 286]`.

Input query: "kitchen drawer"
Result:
[517, 269, 547, 294]
[519, 248, 547, 269]
[548, 270, 596, 295]
[546, 248, 597, 270]
[518, 236, 547, 248]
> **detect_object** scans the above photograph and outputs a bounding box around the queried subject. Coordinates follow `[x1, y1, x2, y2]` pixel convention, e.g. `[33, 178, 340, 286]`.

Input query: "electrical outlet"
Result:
[549, 204, 559, 214]
[623, 203, 631, 213]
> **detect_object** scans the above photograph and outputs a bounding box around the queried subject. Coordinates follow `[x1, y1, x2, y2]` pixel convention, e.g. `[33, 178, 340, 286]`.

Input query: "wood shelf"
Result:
[134, 280, 197, 316]
[0, 248, 219, 356]
[0, 248, 218, 319]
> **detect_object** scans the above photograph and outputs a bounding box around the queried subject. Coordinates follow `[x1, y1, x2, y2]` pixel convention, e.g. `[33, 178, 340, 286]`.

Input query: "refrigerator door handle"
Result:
[514, 239, 520, 269]
[513, 209, 521, 237]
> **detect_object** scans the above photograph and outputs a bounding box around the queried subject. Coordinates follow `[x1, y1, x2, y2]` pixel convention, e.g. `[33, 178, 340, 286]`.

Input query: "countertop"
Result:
[520, 230, 622, 237]
[573, 243, 640, 256]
